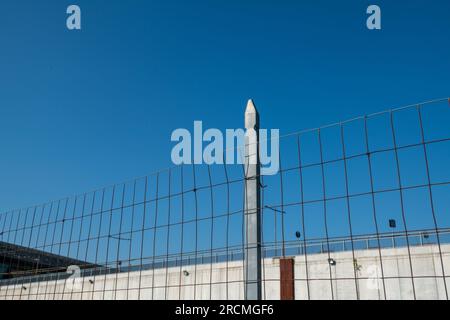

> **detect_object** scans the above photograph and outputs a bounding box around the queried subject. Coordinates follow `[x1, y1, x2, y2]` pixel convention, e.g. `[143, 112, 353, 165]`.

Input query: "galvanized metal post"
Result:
[244, 99, 262, 300]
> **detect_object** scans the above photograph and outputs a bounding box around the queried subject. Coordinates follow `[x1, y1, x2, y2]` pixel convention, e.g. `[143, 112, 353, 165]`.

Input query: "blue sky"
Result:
[0, 1, 449, 263]
[1, 0, 449, 211]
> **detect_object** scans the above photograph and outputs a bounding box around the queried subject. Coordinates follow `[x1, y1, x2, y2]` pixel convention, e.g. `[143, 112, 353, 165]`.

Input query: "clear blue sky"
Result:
[1, 1, 449, 218]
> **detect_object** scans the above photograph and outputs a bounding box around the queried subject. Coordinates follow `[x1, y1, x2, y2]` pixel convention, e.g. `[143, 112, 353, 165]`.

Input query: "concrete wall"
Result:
[1, 244, 449, 300]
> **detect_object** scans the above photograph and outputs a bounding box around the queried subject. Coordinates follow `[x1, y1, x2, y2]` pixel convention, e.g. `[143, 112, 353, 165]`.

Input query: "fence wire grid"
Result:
[0, 98, 449, 300]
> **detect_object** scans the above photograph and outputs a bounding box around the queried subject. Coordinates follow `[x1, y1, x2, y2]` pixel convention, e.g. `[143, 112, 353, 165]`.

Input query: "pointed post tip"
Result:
[245, 99, 258, 114]
[245, 99, 259, 129]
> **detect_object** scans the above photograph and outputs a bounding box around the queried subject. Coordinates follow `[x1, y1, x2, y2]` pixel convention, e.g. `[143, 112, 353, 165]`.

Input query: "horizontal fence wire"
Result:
[0, 98, 449, 300]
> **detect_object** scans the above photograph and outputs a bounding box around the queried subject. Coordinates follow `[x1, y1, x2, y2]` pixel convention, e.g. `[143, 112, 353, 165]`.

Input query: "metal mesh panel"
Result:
[0, 98, 449, 300]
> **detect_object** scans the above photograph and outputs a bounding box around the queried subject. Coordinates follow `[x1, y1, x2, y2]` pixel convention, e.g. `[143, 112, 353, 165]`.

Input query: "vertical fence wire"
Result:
[363, 115, 387, 300]
[389, 111, 417, 299]
[417, 105, 448, 299]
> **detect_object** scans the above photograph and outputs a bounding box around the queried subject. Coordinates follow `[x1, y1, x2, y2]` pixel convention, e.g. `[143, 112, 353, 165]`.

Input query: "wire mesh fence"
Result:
[0, 98, 449, 300]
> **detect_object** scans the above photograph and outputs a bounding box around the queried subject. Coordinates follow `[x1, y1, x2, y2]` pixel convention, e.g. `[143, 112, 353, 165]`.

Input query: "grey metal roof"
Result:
[0, 241, 96, 270]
